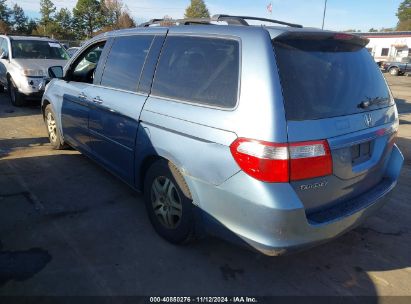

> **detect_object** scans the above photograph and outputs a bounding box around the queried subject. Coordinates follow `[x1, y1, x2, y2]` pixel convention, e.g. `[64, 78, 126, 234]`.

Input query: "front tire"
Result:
[8, 78, 26, 106]
[389, 67, 399, 76]
[144, 160, 195, 244]
[44, 104, 67, 150]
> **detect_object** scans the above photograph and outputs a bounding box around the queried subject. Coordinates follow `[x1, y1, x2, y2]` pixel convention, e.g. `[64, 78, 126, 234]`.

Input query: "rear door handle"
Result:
[92, 96, 103, 104]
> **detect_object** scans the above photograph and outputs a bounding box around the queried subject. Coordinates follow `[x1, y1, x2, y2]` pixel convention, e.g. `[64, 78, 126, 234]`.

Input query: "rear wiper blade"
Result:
[358, 97, 390, 109]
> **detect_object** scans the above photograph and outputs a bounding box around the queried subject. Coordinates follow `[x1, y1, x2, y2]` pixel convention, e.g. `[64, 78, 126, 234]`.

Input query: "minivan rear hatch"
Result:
[272, 31, 398, 215]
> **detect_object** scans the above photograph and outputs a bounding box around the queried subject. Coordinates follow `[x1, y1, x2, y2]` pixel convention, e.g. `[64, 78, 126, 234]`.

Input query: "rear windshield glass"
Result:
[11, 40, 69, 60]
[273, 38, 392, 121]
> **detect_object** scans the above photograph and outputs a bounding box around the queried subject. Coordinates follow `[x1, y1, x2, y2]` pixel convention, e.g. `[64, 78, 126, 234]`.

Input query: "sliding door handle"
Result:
[92, 96, 103, 104]
[78, 92, 87, 99]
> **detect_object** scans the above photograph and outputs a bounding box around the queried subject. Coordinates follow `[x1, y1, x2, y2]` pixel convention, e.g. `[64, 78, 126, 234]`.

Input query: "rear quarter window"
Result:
[151, 36, 240, 108]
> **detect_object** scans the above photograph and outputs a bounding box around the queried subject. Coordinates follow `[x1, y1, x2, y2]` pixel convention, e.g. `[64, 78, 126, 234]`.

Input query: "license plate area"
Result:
[351, 141, 372, 165]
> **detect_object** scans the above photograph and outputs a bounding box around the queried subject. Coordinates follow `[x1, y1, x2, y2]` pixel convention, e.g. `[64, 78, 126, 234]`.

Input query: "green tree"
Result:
[0, 0, 11, 26]
[184, 0, 210, 18]
[397, 0, 411, 30]
[40, 0, 56, 27]
[11, 4, 28, 34]
[35, 0, 57, 36]
[55, 8, 72, 29]
[397, 19, 411, 30]
[117, 11, 135, 29]
[54, 8, 75, 39]
[368, 28, 378, 32]
[73, 0, 104, 38]
[0, 21, 10, 34]
[102, 0, 123, 28]
[26, 19, 38, 35]
[94, 0, 135, 34]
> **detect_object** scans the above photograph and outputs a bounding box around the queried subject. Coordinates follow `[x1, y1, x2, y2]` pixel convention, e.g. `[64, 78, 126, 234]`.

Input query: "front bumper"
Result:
[16, 76, 46, 98]
[21, 91, 44, 100]
[187, 144, 404, 256]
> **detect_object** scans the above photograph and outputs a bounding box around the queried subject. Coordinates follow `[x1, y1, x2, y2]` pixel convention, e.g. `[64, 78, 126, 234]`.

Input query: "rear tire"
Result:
[389, 67, 399, 76]
[44, 104, 68, 150]
[8, 78, 26, 106]
[144, 159, 195, 244]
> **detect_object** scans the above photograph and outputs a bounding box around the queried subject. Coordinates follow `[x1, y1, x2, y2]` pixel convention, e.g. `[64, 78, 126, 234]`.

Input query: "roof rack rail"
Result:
[139, 19, 167, 27]
[4, 33, 51, 38]
[176, 18, 213, 25]
[212, 14, 303, 28]
[139, 14, 303, 28]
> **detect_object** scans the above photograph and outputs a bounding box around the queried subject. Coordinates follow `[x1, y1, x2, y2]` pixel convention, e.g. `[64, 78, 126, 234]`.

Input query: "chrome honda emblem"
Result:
[364, 113, 372, 127]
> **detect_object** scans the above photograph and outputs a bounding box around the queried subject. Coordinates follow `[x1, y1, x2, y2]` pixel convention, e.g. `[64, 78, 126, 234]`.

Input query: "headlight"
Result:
[21, 69, 45, 77]
[26, 77, 45, 90]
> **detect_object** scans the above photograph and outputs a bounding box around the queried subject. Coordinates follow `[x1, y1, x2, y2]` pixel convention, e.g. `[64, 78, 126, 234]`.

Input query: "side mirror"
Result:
[85, 52, 98, 63]
[48, 66, 64, 79]
[0, 51, 8, 60]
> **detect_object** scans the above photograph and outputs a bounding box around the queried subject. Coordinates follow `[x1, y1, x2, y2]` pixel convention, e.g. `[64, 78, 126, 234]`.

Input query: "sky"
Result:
[5, 0, 404, 32]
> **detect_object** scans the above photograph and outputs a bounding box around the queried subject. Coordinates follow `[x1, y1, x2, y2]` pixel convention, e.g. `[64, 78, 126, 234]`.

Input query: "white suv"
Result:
[0, 35, 69, 106]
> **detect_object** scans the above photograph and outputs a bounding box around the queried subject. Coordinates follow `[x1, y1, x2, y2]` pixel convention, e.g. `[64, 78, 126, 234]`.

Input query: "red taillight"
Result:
[230, 138, 289, 182]
[230, 138, 332, 183]
[289, 140, 332, 181]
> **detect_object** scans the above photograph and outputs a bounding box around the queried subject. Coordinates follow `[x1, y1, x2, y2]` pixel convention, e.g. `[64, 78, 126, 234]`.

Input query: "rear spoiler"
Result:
[273, 31, 369, 48]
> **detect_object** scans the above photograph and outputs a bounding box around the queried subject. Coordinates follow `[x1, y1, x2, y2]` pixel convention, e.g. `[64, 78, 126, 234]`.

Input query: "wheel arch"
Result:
[139, 154, 163, 191]
[41, 99, 51, 119]
[6, 73, 12, 87]
[138, 154, 193, 200]
[6, 72, 17, 85]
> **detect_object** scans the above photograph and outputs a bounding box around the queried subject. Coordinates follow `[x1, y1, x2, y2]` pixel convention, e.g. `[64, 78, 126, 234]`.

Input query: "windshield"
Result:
[11, 40, 69, 60]
[273, 38, 392, 121]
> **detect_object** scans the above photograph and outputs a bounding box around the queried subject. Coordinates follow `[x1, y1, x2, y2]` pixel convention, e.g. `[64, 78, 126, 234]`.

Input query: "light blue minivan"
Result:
[42, 15, 404, 255]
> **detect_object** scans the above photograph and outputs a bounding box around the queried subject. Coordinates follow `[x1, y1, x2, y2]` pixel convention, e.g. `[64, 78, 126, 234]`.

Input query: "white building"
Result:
[358, 31, 411, 64]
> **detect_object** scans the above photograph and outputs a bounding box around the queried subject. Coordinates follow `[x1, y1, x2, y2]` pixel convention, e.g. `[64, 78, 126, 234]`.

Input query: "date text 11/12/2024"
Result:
[149, 297, 258, 303]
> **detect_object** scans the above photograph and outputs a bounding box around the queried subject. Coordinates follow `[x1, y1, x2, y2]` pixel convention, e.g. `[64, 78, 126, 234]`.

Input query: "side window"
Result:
[381, 48, 389, 56]
[0, 39, 9, 56]
[100, 35, 154, 92]
[151, 36, 240, 108]
[70, 42, 106, 84]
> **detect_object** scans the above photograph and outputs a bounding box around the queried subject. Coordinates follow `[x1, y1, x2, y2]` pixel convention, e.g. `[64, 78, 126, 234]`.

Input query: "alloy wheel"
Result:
[151, 176, 183, 229]
[390, 68, 399, 76]
[46, 112, 57, 143]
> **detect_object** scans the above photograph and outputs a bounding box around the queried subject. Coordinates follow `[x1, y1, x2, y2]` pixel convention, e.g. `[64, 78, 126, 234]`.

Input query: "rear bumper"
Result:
[244, 181, 395, 256]
[188, 144, 404, 256]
